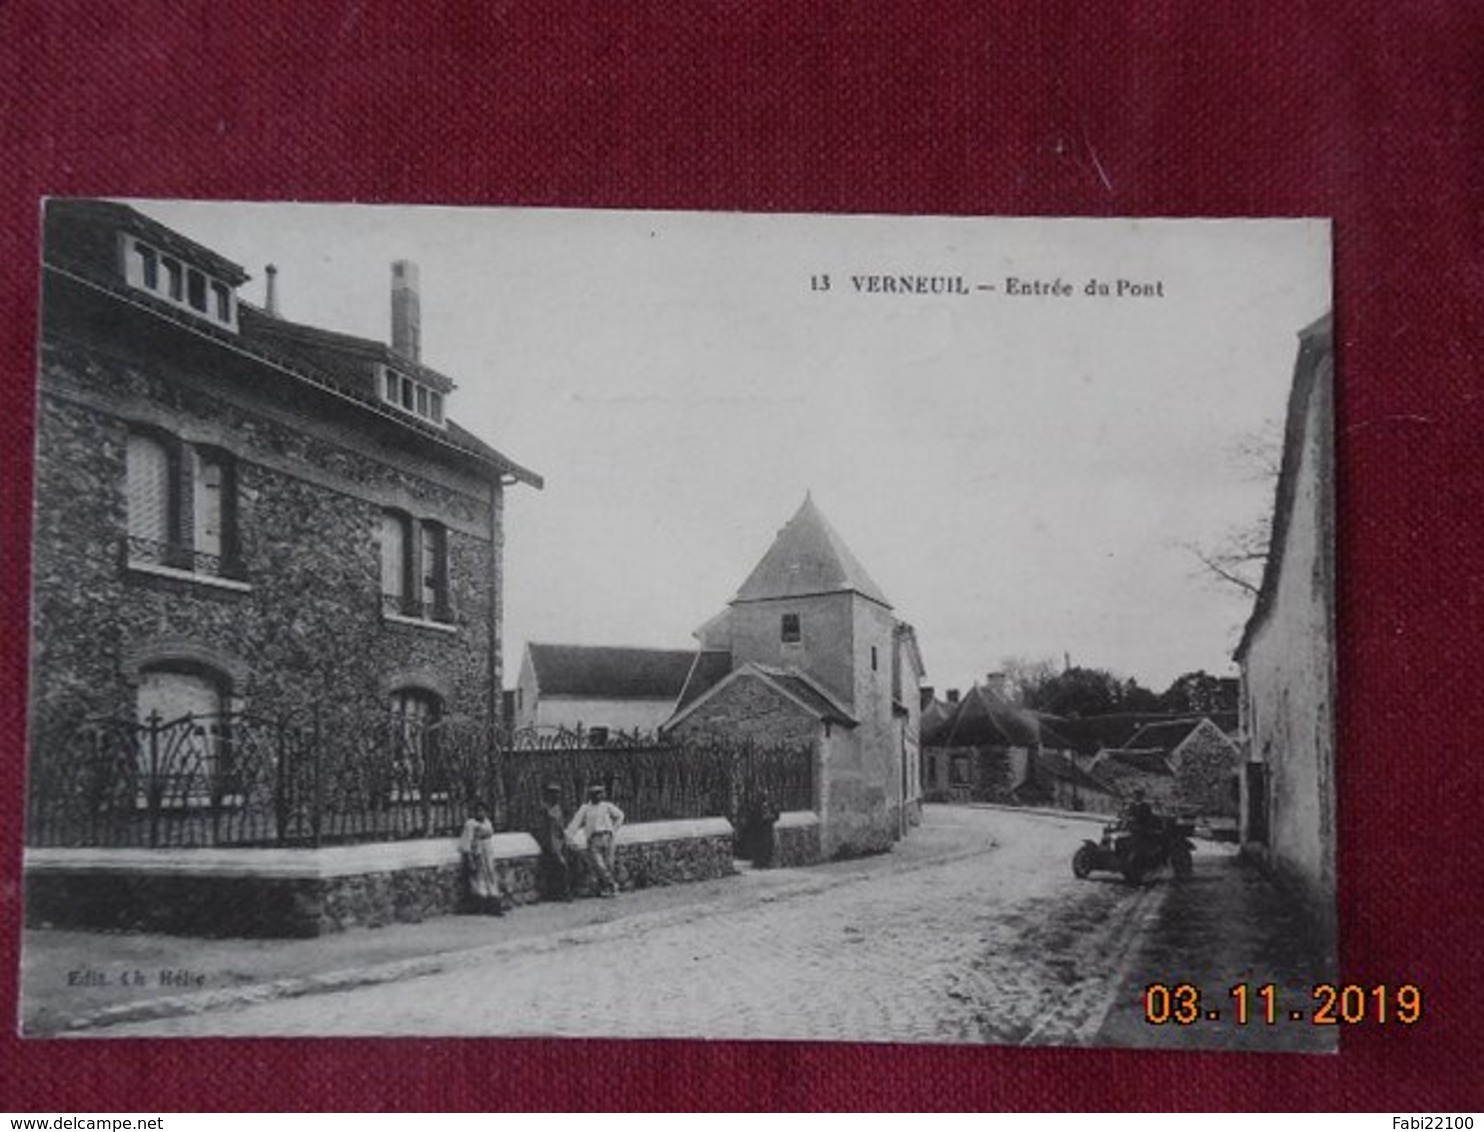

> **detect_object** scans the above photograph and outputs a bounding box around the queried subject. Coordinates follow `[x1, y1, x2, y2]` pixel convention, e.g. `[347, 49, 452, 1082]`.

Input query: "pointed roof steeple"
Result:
[731, 495, 892, 608]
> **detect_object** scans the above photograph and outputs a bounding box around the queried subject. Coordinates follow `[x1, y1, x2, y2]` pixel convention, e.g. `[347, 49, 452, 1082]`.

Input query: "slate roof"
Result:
[920, 699, 955, 744]
[732, 495, 891, 607]
[673, 649, 734, 714]
[43, 199, 542, 488]
[525, 644, 697, 700]
[1123, 719, 1205, 755]
[1039, 711, 1238, 755]
[928, 683, 1043, 749]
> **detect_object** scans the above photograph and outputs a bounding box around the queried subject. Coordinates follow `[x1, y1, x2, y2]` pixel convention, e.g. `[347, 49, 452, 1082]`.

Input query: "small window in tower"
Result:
[871, 646, 878, 672]
[781, 613, 801, 643]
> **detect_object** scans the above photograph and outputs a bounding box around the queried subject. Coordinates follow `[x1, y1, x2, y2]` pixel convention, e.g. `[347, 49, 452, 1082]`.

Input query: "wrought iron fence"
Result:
[25, 710, 815, 849]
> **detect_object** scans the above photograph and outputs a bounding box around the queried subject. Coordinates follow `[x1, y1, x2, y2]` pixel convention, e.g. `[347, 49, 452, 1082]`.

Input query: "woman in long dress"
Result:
[458, 802, 505, 915]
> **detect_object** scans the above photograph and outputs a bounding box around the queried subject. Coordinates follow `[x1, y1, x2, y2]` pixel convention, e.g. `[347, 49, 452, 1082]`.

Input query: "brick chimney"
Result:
[946, 688, 960, 704]
[391, 260, 421, 363]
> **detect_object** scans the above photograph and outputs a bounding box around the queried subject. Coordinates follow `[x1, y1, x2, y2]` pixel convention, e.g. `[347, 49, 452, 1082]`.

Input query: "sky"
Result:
[129, 201, 1331, 695]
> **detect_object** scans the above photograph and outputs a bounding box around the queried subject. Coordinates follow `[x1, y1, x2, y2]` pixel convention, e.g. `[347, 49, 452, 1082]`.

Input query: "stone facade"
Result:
[673, 497, 921, 858]
[671, 675, 825, 750]
[32, 315, 499, 741]
[1168, 720, 1242, 817]
[29, 203, 539, 797]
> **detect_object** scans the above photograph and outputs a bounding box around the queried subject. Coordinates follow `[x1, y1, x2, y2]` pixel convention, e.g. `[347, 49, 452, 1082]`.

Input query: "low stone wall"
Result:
[577, 817, 736, 893]
[771, 811, 822, 868]
[25, 819, 732, 938]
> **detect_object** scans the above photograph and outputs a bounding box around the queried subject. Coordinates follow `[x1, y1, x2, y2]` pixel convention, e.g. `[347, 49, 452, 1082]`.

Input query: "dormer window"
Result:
[121, 234, 238, 331]
[378, 363, 446, 427]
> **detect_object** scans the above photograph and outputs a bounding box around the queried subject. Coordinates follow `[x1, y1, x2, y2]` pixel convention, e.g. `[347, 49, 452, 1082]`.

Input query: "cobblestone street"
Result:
[100, 807, 1173, 1043]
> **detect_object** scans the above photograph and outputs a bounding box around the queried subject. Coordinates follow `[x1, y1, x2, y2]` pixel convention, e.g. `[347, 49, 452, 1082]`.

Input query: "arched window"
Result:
[135, 663, 232, 804]
[388, 687, 445, 799]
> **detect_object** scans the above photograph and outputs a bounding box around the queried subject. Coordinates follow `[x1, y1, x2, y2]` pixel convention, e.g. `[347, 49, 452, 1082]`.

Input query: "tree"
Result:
[1160, 670, 1239, 715]
[1020, 665, 1160, 718]
[997, 655, 1061, 704]
[1182, 418, 1283, 599]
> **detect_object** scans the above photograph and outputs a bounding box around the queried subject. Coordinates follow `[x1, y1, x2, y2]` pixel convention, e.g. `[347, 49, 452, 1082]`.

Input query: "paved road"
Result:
[106, 808, 1166, 1043]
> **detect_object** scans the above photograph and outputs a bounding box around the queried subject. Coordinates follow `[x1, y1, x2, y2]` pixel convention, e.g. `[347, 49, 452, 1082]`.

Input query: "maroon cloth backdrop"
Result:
[2, 1, 1480, 1112]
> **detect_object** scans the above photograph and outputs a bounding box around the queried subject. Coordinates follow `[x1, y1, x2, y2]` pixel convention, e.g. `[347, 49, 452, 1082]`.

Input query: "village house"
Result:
[920, 677, 1043, 803]
[27, 199, 541, 846]
[1119, 717, 1242, 822]
[662, 495, 925, 855]
[1235, 312, 1336, 949]
[512, 643, 696, 737]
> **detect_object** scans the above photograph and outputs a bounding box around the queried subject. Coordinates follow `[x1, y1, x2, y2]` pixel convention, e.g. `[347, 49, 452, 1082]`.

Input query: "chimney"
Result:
[919, 686, 935, 711]
[985, 672, 1010, 697]
[391, 260, 421, 363]
[264, 264, 279, 317]
[946, 688, 960, 704]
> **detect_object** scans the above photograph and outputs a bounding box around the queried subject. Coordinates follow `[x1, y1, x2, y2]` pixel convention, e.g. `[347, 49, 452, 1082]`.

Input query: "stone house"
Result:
[920, 679, 1043, 803]
[512, 643, 696, 736]
[1235, 312, 1336, 947]
[1120, 717, 1242, 819]
[29, 199, 541, 781]
[663, 495, 925, 856]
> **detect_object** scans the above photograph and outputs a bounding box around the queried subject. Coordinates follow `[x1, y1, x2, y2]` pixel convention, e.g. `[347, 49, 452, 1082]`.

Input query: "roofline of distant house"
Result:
[1235, 311, 1333, 661]
[44, 262, 544, 489]
[729, 587, 893, 610]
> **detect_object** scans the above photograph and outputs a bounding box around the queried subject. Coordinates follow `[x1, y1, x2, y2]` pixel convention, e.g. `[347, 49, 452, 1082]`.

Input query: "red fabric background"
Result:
[1, 1, 1480, 1112]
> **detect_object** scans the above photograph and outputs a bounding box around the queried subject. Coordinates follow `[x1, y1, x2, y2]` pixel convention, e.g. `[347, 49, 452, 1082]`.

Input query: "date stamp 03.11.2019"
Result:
[1143, 982, 1423, 1029]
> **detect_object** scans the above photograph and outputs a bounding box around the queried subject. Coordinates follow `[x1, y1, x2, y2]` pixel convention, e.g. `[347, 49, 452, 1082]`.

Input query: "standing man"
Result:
[568, 784, 624, 897]
[536, 782, 572, 902]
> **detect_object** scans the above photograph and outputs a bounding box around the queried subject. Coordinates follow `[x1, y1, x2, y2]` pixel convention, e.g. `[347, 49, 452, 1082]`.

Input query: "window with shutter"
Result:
[420, 521, 449, 621]
[126, 432, 243, 584]
[381, 510, 411, 615]
[193, 450, 224, 565]
[126, 433, 172, 562]
[136, 665, 231, 804]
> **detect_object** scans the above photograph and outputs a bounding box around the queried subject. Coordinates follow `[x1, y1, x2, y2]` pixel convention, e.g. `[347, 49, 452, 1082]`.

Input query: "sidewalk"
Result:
[22, 806, 1000, 1036]
[1094, 847, 1338, 1053]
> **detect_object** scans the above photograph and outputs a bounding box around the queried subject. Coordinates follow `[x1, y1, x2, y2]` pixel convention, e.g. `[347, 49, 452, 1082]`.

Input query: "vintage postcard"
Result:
[21, 201, 1341, 1048]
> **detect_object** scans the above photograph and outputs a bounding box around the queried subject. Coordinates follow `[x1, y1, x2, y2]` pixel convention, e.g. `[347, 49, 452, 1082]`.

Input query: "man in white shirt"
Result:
[568, 784, 624, 897]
